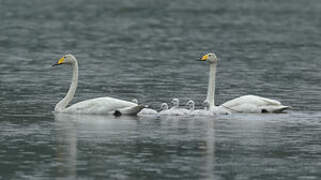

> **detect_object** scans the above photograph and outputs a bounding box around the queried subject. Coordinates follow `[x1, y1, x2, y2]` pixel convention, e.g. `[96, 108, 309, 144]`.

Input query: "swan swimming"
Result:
[133, 99, 158, 116]
[202, 100, 210, 111]
[169, 98, 189, 116]
[186, 100, 213, 116]
[159, 103, 171, 115]
[186, 100, 195, 113]
[199, 52, 289, 113]
[52, 54, 144, 115]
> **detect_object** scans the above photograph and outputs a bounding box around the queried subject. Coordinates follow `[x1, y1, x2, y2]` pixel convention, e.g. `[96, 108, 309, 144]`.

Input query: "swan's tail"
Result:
[261, 105, 290, 113]
[113, 105, 146, 116]
[272, 105, 291, 113]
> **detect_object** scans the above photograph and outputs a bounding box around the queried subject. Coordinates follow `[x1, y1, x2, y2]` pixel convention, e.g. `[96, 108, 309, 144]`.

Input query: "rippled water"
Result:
[1, 0, 321, 179]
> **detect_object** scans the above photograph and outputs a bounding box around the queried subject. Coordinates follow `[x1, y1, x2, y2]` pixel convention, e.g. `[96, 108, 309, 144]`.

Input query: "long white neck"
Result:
[206, 63, 216, 110]
[55, 59, 78, 112]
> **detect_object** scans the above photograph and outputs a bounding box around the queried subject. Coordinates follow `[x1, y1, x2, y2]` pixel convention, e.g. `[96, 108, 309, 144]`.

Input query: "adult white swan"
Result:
[52, 54, 144, 115]
[199, 52, 289, 113]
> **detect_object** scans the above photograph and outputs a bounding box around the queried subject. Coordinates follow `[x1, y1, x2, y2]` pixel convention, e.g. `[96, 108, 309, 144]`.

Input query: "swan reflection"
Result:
[54, 113, 217, 179]
[54, 113, 139, 178]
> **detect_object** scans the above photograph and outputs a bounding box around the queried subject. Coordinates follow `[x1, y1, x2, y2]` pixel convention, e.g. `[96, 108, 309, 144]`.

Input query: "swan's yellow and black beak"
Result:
[200, 54, 208, 61]
[197, 54, 208, 61]
[52, 56, 65, 67]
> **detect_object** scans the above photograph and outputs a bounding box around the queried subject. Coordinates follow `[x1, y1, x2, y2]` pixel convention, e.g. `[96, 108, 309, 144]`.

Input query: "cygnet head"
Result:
[131, 98, 138, 104]
[203, 100, 210, 110]
[171, 98, 180, 108]
[160, 103, 169, 110]
[186, 100, 195, 110]
[53, 54, 76, 66]
[200, 53, 218, 64]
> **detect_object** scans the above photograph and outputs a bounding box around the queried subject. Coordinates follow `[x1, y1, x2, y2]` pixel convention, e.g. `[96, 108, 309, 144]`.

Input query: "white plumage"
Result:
[159, 103, 171, 115]
[168, 98, 189, 116]
[53, 54, 144, 115]
[63, 97, 142, 115]
[220, 95, 289, 113]
[199, 52, 289, 114]
[133, 99, 158, 116]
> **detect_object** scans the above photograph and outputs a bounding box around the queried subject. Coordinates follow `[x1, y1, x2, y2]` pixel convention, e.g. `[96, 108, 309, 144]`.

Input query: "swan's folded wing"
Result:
[64, 97, 138, 114]
[259, 96, 281, 105]
[221, 96, 247, 108]
[222, 95, 281, 108]
[222, 95, 289, 113]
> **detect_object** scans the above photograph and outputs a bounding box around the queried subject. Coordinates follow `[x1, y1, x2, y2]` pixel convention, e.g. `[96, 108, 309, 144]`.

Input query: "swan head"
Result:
[171, 98, 179, 108]
[160, 103, 169, 110]
[186, 100, 195, 110]
[131, 98, 138, 104]
[53, 54, 76, 66]
[200, 53, 218, 64]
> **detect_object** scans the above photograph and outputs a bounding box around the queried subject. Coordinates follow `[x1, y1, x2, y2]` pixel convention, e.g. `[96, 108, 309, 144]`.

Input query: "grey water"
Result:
[1, 0, 321, 179]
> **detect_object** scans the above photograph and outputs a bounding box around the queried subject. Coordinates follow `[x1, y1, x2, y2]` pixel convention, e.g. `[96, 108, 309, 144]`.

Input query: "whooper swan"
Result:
[199, 52, 289, 113]
[52, 54, 144, 115]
